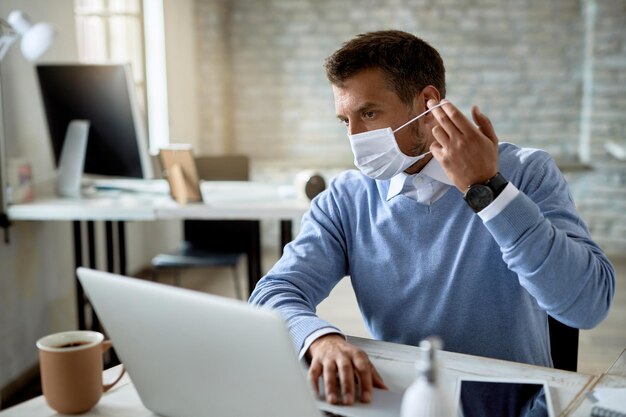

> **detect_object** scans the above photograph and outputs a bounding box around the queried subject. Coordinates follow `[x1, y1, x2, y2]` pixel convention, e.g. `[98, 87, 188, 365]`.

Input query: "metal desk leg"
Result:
[280, 220, 293, 255]
[72, 221, 86, 330]
[72, 220, 126, 335]
[87, 221, 96, 267]
[118, 221, 126, 275]
[246, 220, 292, 295]
[104, 220, 121, 366]
[247, 221, 262, 297]
[104, 221, 126, 275]
[72, 220, 101, 331]
[87, 221, 100, 332]
[105, 221, 114, 273]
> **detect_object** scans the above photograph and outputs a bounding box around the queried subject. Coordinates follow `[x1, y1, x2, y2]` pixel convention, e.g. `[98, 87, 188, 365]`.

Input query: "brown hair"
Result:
[324, 30, 446, 105]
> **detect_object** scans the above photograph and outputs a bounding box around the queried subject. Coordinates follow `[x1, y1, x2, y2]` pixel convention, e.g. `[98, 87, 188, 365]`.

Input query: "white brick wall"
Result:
[570, 0, 626, 256]
[196, 0, 585, 161]
[194, 0, 626, 256]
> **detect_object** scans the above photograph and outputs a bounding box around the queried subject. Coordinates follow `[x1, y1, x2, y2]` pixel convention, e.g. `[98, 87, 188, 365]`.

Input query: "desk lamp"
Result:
[0, 10, 56, 242]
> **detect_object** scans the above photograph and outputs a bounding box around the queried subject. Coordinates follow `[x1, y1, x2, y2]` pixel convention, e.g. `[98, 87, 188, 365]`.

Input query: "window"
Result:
[74, 0, 169, 153]
[74, 0, 147, 131]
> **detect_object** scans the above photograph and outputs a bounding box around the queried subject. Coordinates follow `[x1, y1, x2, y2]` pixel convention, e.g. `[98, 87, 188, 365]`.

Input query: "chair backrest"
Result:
[184, 155, 255, 252]
[194, 155, 249, 182]
[548, 316, 579, 372]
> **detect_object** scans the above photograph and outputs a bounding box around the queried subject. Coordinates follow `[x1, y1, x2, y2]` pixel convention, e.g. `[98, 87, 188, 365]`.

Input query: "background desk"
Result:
[7, 190, 309, 330]
[607, 347, 626, 377]
[0, 336, 596, 416]
[565, 347, 626, 416]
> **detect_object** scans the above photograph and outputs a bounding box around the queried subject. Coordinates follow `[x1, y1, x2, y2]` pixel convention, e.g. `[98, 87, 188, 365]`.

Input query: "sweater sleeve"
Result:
[483, 152, 615, 329]
[248, 179, 350, 352]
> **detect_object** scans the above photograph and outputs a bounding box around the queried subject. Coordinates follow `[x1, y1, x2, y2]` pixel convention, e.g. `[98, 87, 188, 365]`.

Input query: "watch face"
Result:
[466, 185, 494, 211]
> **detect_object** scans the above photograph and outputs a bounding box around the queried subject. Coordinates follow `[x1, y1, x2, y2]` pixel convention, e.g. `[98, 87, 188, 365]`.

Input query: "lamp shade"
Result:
[6, 10, 55, 61]
[20, 22, 55, 61]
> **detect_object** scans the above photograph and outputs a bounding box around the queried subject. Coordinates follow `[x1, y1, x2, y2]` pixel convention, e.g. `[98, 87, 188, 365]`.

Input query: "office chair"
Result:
[151, 155, 257, 300]
[548, 315, 579, 372]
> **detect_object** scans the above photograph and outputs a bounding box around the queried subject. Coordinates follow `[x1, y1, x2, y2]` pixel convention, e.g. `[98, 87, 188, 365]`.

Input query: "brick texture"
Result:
[570, 0, 626, 257]
[194, 0, 626, 256]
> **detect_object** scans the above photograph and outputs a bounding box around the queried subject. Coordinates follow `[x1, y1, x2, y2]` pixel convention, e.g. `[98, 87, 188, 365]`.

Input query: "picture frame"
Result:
[158, 145, 201, 205]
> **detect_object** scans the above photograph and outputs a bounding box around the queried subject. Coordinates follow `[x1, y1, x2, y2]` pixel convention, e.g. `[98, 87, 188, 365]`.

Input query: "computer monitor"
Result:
[36, 64, 153, 194]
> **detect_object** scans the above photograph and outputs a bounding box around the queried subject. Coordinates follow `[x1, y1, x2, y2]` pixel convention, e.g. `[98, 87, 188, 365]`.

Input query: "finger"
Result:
[427, 99, 463, 138]
[308, 360, 323, 398]
[352, 353, 373, 403]
[471, 105, 498, 145]
[431, 124, 450, 146]
[430, 139, 442, 150]
[323, 361, 339, 404]
[430, 150, 443, 165]
[371, 365, 388, 390]
[439, 100, 482, 138]
[430, 138, 445, 164]
[337, 358, 355, 405]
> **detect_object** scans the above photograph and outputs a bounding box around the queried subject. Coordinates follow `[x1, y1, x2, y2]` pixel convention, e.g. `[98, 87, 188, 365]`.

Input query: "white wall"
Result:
[0, 0, 79, 390]
[0, 0, 181, 390]
[163, 0, 199, 148]
[1, 0, 77, 181]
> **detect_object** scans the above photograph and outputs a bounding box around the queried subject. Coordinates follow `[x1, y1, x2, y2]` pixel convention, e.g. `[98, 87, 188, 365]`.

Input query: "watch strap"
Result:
[463, 172, 509, 212]
[485, 172, 508, 199]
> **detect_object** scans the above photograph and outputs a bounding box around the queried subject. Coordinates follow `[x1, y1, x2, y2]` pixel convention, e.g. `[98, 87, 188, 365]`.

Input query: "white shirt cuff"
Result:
[299, 328, 346, 360]
[477, 182, 519, 222]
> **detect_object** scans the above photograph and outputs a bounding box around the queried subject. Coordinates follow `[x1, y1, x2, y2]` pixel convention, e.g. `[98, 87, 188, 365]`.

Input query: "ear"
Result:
[420, 85, 441, 105]
[412, 85, 441, 113]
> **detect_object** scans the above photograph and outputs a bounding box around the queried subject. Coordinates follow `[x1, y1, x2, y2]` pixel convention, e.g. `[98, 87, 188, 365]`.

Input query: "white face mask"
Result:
[348, 102, 445, 180]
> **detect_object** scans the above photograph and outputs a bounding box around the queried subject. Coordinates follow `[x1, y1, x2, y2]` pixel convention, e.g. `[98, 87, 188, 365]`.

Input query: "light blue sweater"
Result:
[249, 143, 615, 366]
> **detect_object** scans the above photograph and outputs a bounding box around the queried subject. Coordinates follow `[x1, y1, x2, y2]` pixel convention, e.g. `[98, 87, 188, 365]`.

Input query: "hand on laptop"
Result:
[307, 334, 388, 406]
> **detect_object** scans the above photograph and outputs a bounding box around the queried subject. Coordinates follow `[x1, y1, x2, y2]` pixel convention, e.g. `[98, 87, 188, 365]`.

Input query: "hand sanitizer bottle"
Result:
[400, 337, 453, 417]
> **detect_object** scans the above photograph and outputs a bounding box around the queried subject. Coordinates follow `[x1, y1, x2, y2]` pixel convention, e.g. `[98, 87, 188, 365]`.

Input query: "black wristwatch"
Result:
[464, 172, 509, 212]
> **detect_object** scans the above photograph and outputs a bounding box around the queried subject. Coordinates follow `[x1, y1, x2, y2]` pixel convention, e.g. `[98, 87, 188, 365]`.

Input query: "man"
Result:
[249, 30, 615, 409]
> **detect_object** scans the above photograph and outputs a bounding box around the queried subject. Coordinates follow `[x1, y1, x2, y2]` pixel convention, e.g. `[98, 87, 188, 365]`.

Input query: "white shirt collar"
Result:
[421, 157, 455, 186]
[386, 157, 454, 201]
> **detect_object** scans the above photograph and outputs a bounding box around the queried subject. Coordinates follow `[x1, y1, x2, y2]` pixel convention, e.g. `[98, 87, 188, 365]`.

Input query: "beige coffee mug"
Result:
[36, 331, 125, 414]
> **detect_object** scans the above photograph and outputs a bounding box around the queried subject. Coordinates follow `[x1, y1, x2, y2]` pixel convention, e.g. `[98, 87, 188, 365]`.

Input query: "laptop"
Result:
[77, 268, 402, 417]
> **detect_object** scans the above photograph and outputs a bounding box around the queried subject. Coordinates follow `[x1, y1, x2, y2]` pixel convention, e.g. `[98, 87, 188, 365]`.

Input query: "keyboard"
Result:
[88, 179, 170, 195]
[323, 411, 350, 417]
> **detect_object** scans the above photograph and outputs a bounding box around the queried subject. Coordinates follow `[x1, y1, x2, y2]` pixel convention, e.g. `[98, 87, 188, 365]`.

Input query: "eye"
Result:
[363, 111, 375, 119]
[338, 118, 349, 126]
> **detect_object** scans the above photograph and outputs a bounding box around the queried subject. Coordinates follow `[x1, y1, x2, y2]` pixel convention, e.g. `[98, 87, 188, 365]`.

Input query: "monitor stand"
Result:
[57, 120, 90, 198]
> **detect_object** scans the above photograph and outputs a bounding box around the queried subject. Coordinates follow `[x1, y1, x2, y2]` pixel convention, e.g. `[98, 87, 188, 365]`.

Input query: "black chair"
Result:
[152, 155, 257, 300]
[548, 316, 579, 372]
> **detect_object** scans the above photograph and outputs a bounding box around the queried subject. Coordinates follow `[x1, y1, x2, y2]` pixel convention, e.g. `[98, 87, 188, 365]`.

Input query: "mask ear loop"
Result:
[393, 101, 446, 133]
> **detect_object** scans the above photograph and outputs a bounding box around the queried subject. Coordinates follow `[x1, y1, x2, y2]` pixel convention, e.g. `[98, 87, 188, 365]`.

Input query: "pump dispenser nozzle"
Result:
[418, 337, 441, 384]
[400, 336, 453, 417]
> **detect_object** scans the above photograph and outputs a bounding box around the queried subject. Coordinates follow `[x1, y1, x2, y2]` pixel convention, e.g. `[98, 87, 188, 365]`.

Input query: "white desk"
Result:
[7, 188, 309, 222]
[7, 194, 163, 221]
[7, 186, 310, 330]
[0, 336, 596, 417]
[156, 199, 310, 221]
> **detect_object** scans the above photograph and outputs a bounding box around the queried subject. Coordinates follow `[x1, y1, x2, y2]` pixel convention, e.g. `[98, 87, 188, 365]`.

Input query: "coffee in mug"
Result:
[36, 330, 125, 414]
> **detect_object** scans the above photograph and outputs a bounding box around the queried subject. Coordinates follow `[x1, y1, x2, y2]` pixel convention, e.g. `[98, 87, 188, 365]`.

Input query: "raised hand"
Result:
[427, 99, 499, 192]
